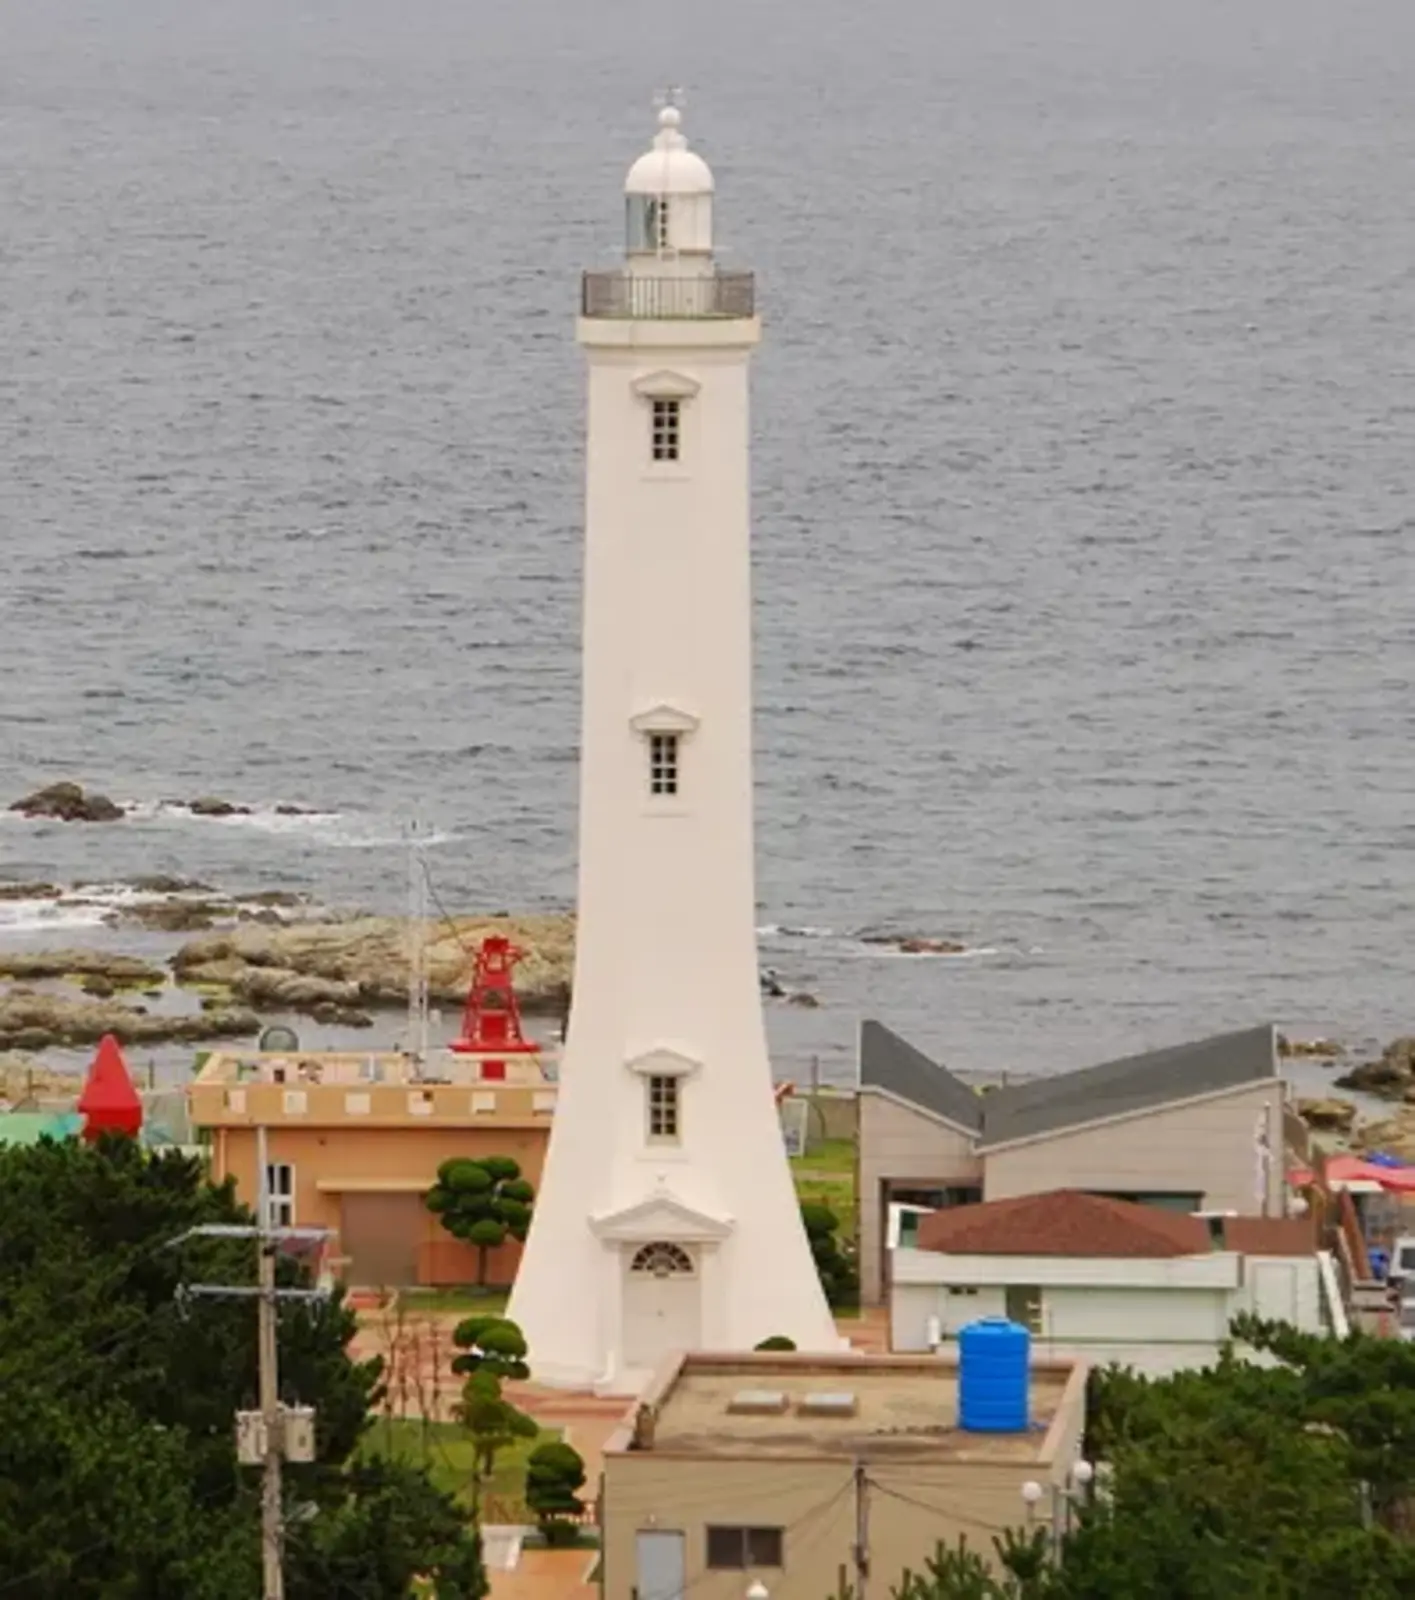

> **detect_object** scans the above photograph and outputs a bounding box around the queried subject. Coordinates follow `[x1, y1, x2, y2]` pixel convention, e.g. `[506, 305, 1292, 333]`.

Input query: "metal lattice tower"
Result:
[403, 820, 431, 1071]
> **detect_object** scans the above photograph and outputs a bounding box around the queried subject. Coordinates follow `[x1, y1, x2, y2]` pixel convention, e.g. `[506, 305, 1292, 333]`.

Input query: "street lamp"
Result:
[1072, 1460, 1094, 1489]
[746, 1583, 770, 1600]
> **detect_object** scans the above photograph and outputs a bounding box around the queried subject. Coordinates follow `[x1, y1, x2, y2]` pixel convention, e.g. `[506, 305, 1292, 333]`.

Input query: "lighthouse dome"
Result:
[625, 107, 714, 197]
[624, 107, 715, 257]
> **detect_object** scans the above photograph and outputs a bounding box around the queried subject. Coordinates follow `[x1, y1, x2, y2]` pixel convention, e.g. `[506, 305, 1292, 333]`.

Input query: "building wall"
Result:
[891, 1281, 1229, 1352]
[981, 1083, 1285, 1215]
[211, 1122, 549, 1286]
[857, 1091, 982, 1306]
[1236, 1255, 1323, 1330]
[602, 1452, 1078, 1600]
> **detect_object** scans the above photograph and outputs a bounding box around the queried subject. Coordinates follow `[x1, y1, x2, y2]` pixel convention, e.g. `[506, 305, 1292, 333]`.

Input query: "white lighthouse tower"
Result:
[508, 104, 839, 1393]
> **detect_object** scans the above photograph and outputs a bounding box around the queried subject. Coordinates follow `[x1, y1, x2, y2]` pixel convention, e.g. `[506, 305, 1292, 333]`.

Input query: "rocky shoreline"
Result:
[8, 780, 328, 825]
[0, 875, 577, 1053]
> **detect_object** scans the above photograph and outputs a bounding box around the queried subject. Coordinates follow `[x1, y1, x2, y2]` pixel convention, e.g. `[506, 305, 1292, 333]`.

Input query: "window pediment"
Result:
[626, 1046, 703, 1080]
[631, 368, 701, 402]
[630, 703, 699, 735]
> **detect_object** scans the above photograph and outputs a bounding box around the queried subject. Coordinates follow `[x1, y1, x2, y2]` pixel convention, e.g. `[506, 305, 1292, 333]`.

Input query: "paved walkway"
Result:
[488, 1546, 597, 1600]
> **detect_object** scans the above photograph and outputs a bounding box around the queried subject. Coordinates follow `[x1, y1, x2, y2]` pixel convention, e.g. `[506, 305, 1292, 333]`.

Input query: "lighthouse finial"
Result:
[653, 85, 685, 126]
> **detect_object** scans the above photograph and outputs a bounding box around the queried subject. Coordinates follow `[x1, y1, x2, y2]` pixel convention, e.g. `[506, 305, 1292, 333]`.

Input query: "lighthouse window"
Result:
[648, 732, 680, 795]
[647, 1074, 680, 1141]
[651, 398, 681, 462]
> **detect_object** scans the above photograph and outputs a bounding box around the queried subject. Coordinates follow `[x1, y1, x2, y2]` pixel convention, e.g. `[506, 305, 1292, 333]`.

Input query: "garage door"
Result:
[340, 1193, 423, 1288]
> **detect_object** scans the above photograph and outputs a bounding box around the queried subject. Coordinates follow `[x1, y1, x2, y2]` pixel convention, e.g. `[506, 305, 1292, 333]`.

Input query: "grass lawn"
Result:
[357, 1415, 556, 1514]
[394, 1287, 511, 1317]
[791, 1135, 857, 1234]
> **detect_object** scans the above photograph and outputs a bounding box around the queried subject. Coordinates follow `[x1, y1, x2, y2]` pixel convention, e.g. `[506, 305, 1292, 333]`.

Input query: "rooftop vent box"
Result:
[798, 1392, 857, 1418]
[726, 1389, 788, 1415]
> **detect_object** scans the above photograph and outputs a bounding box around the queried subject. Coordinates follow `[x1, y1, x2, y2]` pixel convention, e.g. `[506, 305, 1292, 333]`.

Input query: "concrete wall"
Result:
[603, 1451, 1081, 1600]
[857, 1090, 981, 1306]
[1236, 1255, 1322, 1331]
[982, 1083, 1285, 1215]
[211, 1122, 549, 1286]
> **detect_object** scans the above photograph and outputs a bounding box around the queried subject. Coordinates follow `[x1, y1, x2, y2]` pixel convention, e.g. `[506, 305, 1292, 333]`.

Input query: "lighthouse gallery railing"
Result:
[581, 270, 755, 320]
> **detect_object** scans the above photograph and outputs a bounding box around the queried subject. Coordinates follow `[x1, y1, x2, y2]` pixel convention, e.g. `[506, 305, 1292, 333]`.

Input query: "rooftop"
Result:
[916, 1190, 1214, 1258]
[614, 1353, 1080, 1465]
[194, 1048, 548, 1089]
[859, 1020, 1278, 1146]
[913, 1190, 1318, 1259]
[188, 1048, 556, 1130]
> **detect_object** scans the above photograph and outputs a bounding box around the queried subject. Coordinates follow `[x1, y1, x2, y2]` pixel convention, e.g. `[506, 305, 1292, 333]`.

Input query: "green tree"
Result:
[854, 1315, 1415, 1600]
[524, 1439, 586, 1545]
[425, 1156, 535, 1288]
[754, 1335, 797, 1351]
[0, 1132, 486, 1599]
[451, 1315, 531, 1381]
[801, 1199, 859, 1308]
[457, 1370, 537, 1515]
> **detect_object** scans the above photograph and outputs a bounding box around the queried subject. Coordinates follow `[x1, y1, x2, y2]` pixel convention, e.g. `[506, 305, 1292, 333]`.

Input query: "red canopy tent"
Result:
[1288, 1153, 1415, 1193]
[77, 1033, 143, 1142]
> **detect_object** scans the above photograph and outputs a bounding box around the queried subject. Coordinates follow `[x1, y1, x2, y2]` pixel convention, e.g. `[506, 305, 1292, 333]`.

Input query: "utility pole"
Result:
[171, 1124, 330, 1600]
[852, 1458, 869, 1600]
[257, 1124, 284, 1600]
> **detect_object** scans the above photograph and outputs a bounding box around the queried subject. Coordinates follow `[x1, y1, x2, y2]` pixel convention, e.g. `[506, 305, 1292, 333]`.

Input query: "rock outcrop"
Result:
[1295, 1097, 1357, 1134]
[0, 949, 167, 987]
[1277, 1035, 1345, 1060]
[0, 991, 260, 1052]
[861, 933, 969, 955]
[171, 913, 574, 1013]
[1354, 1110, 1415, 1163]
[9, 782, 124, 823]
[186, 796, 253, 818]
[1334, 1038, 1415, 1100]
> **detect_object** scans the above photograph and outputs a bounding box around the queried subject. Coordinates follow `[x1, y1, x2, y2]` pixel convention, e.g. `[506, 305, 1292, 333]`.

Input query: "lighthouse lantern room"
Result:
[507, 104, 839, 1392]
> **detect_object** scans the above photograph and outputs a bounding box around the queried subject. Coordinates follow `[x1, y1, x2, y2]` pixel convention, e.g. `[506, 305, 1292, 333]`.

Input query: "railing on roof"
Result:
[581, 270, 755, 320]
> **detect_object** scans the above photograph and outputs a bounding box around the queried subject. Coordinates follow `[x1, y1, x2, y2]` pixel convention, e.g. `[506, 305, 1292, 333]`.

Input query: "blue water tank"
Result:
[957, 1317, 1030, 1433]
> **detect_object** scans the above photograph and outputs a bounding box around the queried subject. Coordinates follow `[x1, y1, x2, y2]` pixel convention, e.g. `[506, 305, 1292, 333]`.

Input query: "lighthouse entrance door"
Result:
[623, 1241, 700, 1370]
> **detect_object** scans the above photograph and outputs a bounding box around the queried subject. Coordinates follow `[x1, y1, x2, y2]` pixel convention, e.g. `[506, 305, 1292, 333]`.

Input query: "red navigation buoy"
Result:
[77, 1033, 144, 1141]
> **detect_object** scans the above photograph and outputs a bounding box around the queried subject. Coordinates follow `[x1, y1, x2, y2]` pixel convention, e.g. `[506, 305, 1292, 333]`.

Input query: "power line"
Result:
[865, 1477, 1011, 1540]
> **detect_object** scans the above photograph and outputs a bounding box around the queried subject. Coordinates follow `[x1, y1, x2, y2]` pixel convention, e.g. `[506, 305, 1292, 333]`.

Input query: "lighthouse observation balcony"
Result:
[581, 269, 755, 320]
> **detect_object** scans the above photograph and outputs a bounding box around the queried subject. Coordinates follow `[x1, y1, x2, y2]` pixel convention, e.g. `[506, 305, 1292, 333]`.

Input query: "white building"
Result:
[508, 105, 838, 1393]
[889, 1190, 1339, 1376]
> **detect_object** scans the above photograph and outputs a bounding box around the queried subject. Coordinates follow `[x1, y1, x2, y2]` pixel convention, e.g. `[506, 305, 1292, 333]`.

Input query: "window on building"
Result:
[264, 1163, 295, 1229]
[647, 1074, 680, 1141]
[648, 732, 679, 796]
[1004, 1284, 1042, 1333]
[654, 197, 671, 250]
[651, 398, 681, 462]
[1091, 1190, 1203, 1214]
[705, 1527, 784, 1570]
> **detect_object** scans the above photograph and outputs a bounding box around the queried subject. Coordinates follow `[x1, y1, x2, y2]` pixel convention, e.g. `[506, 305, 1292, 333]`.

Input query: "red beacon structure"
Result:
[449, 935, 540, 1082]
[77, 1033, 144, 1142]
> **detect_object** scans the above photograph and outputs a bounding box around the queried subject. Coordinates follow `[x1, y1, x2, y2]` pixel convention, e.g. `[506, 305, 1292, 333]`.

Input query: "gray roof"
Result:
[858, 1020, 982, 1133]
[976, 1024, 1278, 1149]
[858, 1020, 1277, 1150]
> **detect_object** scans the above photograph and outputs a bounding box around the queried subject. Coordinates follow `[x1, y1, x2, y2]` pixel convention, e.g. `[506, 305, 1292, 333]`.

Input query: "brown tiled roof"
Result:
[913, 1190, 1213, 1258]
[1221, 1216, 1317, 1257]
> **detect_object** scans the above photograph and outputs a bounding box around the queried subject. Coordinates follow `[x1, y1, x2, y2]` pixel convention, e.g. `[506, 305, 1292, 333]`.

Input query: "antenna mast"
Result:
[404, 820, 431, 1073]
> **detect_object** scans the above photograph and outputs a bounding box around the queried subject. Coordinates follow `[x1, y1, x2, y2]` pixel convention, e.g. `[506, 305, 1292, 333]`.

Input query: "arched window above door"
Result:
[630, 1241, 695, 1278]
